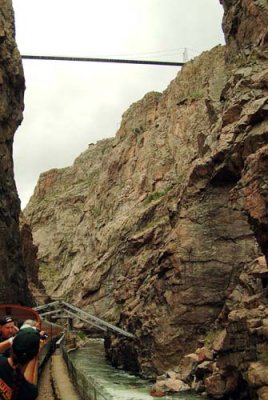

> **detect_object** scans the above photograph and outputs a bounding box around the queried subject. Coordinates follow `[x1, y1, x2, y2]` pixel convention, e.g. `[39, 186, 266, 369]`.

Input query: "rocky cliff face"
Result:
[221, 0, 268, 61]
[20, 214, 50, 305]
[24, 0, 268, 397]
[0, 0, 32, 304]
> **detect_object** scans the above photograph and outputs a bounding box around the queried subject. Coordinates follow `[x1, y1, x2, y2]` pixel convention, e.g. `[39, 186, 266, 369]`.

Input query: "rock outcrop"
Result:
[20, 214, 50, 304]
[24, 0, 268, 397]
[220, 0, 268, 61]
[0, 0, 32, 304]
[150, 256, 268, 399]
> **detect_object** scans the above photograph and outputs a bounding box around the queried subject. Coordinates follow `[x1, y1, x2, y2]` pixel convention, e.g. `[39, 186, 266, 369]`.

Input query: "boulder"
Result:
[205, 373, 226, 399]
[150, 378, 190, 395]
[257, 386, 268, 400]
[247, 362, 268, 387]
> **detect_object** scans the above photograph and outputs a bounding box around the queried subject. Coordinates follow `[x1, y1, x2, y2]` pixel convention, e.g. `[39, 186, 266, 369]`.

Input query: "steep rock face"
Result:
[221, 0, 268, 60]
[0, 0, 32, 304]
[25, 45, 230, 312]
[20, 214, 49, 305]
[162, 255, 268, 399]
[24, 0, 268, 391]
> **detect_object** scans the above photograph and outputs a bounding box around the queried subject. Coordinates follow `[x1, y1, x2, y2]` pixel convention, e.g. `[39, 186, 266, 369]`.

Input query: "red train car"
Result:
[0, 304, 41, 329]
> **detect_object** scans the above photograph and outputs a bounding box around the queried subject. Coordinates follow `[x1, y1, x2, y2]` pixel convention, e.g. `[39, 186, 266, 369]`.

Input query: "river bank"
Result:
[63, 339, 203, 400]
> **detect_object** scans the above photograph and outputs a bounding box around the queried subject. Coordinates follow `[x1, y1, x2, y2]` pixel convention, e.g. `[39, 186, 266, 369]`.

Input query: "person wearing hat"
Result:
[0, 317, 18, 340]
[0, 317, 18, 358]
[0, 328, 41, 400]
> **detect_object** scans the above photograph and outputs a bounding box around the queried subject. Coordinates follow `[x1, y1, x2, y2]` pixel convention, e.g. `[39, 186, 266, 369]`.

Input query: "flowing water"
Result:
[67, 339, 203, 400]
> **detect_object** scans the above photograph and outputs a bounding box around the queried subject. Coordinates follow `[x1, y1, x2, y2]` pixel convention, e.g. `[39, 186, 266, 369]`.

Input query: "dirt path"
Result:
[37, 358, 55, 400]
[37, 351, 81, 400]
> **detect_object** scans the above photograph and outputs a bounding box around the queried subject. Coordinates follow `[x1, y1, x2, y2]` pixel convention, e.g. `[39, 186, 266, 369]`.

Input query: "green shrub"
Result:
[143, 186, 171, 205]
[204, 330, 216, 347]
[188, 91, 204, 100]
[76, 331, 87, 340]
[91, 207, 102, 217]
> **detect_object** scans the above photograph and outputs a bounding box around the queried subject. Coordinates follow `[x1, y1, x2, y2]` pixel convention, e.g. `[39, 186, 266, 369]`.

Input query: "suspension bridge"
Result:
[21, 48, 190, 66]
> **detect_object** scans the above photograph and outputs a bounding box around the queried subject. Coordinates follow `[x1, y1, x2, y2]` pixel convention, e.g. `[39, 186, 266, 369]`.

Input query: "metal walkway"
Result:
[34, 300, 135, 339]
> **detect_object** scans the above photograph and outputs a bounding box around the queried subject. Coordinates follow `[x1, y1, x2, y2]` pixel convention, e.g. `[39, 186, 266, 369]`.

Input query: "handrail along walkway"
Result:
[35, 301, 135, 339]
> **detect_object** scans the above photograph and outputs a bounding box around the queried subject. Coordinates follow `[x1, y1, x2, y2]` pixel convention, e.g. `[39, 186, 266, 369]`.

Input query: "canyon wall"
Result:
[0, 0, 32, 304]
[24, 0, 268, 397]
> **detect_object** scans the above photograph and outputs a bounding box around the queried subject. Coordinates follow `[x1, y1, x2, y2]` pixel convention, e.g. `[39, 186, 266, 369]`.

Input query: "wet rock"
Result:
[149, 385, 165, 397]
[150, 378, 190, 395]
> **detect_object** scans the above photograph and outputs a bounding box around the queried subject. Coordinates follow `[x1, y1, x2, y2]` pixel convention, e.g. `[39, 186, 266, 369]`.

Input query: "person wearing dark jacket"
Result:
[0, 317, 18, 358]
[0, 328, 41, 400]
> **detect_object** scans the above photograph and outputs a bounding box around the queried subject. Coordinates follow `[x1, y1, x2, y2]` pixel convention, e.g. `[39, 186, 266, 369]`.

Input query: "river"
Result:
[67, 339, 203, 400]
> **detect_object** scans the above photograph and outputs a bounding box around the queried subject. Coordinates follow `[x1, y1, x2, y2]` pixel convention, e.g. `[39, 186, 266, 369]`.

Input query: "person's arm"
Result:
[0, 338, 12, 353]
[24, 338, 46, 384]
[24, 357, 39, 385]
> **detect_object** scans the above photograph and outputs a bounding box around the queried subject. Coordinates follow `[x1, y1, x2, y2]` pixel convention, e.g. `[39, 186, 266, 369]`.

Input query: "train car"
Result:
[38, 318, 64, 366]
[0, 304, 41, 329]
[0, 304, 64, 382]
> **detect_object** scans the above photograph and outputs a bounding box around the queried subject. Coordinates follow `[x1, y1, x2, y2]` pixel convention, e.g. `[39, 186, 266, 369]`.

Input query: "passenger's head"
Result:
[12, 328, 40, 366]
[0, 316, 16, 339]
[20, 319, 37, 330]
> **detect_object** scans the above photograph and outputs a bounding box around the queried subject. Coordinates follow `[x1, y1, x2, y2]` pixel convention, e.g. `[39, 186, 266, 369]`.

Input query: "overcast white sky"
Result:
[12, 0, 225, 208]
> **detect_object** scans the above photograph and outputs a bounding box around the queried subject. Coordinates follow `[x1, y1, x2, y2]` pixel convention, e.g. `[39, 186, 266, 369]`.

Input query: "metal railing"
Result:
[35, 300, 135, 339]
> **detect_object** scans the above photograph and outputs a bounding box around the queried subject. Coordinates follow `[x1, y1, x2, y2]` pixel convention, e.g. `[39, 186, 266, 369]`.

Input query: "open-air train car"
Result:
[0, 304, 63, 382]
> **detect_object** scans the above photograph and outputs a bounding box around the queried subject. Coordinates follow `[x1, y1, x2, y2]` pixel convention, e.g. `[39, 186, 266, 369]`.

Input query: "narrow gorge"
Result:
[24, 0, 268, 396]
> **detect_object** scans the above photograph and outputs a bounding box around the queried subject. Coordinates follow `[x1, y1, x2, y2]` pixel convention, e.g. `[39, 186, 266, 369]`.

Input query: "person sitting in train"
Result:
[0, 327, 42, 400]
[0, 317, 19, 357]
[20, 320, 48, 341]
[20, 320, 37, 330]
